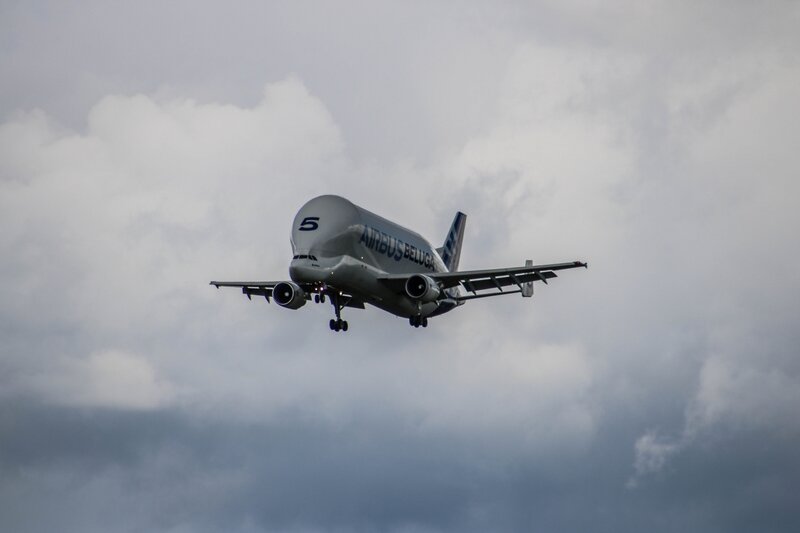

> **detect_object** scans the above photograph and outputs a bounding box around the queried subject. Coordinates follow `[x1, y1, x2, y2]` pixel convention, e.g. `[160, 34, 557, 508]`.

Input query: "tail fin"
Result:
[437, 211, 467, 271]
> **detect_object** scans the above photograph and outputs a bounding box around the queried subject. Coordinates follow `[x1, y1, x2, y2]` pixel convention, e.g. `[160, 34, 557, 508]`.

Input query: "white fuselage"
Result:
[287, 195, 458, 318]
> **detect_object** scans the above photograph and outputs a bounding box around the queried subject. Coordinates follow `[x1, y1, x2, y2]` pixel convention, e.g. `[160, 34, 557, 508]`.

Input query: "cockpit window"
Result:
[292, 254, 317, 260]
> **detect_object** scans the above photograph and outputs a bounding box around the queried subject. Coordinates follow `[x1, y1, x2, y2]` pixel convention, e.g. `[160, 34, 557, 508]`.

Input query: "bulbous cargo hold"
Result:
[290, 195, 443, 276]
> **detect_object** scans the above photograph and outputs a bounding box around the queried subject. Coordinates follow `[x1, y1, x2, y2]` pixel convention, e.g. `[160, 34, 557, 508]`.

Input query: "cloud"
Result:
[0, 77, 349, 412]
[28, 349, 175, 410]
[2, 2, 800, 532]
[623, 57, 800, 487]
[628, 431, 681, 488]
[0, 71, 597, 438]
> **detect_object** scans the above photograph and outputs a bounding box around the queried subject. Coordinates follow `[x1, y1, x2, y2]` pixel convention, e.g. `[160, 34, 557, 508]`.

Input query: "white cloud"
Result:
[438, 44, 637, 266]
[627, 431, 681, 488]
[688, 350, 800, 434]
[0, 76, 344, 325]
[624, 55, 800, 486]
[27, 349, 175, 410]
[0, 77, 352, 414]
[3, 4, 800, 528]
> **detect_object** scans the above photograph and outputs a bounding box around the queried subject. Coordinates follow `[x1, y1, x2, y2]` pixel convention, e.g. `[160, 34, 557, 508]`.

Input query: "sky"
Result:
[1, 1, 799, 531]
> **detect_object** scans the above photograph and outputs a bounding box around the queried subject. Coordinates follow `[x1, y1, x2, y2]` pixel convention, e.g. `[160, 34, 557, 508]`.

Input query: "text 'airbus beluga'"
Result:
[211, 195, 587, 332]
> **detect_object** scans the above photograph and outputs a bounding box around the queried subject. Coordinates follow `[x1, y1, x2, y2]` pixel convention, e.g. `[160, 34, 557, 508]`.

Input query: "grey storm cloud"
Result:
[2, 1, 800, 532]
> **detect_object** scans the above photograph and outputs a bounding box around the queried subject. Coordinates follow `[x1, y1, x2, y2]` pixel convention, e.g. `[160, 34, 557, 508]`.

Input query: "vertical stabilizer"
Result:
[439, 212, 467, 272]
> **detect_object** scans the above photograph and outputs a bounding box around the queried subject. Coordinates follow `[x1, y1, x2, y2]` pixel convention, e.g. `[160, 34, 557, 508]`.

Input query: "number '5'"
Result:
[299, 217, 320, 231]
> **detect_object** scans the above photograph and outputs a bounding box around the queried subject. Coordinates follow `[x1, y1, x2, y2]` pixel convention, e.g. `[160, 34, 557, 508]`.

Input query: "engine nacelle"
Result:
[272, 281, 307, 309]
[404, 274, 441, 302]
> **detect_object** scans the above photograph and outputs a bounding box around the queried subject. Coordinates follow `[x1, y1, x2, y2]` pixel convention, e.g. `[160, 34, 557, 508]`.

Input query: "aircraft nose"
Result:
[288, 260, 305, 282]
[289, 254, 324, 283]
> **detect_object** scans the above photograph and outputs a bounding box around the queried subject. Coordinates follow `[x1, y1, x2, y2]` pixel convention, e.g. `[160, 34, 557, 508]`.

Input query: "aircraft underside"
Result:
[294, 280, 446, 332]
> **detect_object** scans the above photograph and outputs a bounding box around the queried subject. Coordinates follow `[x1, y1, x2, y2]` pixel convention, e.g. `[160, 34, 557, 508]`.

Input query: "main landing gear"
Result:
[409, 315, 428, 328]
[328, 292, 349, 332]
[329, 318, 348, 332]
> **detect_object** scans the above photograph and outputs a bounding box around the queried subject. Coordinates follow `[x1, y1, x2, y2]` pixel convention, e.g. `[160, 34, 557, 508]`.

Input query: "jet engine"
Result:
[404, 274, 441, 302]
[272, 281, 307, 309]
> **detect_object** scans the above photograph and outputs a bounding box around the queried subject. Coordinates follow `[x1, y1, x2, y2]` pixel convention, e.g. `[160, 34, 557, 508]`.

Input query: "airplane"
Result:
[211, 194, 587, 332]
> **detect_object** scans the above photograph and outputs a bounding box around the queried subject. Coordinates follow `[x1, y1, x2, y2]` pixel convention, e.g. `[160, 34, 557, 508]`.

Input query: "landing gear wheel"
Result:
[410, 315, 425, 328]
[320, 294, 326, 303]
[328, 318, 347, 332]
[328, 293, 350, 332]
[315, 294, 320, 304]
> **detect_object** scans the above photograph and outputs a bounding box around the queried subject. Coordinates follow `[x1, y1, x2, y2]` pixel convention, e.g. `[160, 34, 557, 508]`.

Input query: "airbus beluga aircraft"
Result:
[211, 195, 586, 332]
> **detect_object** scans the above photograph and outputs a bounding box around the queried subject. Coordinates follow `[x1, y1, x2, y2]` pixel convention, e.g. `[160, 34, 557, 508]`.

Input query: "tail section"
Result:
[438, 212, 467, 272]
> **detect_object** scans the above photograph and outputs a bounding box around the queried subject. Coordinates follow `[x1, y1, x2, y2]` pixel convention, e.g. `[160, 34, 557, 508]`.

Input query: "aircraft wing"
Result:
[209, 281, 283, 301]
[433, 261, 587, 289]
[209, 280, 366, 308]
[378, 260, 587, 299]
